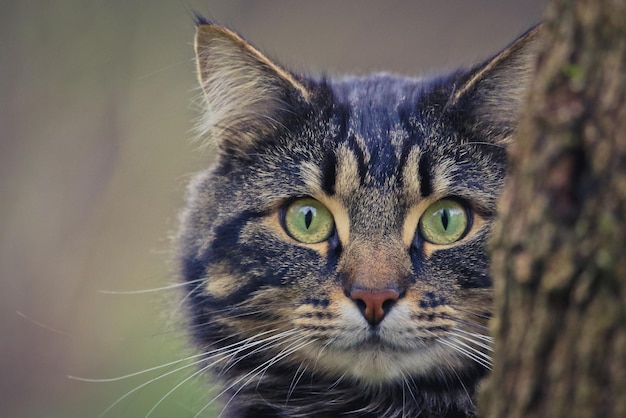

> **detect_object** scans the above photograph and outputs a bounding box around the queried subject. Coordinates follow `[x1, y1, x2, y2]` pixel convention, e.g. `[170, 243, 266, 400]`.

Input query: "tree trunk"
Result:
[479, 0, 626, 417]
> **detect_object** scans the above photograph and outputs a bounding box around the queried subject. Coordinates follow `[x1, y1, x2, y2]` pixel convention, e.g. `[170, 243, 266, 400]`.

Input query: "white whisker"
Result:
[194, 336, 316, 418]
[219, 328, 300, 375]
[286, 360, 309, 403]
[94, 355, 211, 418]
[144, 361, 211, 418]
[439, 355, 475, 412]
[216, 337, 316, 418]
[171, 279, 207, 316]
[447, 336, 492, 362]
[444, 315, 489, 332]
[98, 279, 205, 295]
[87, 328, 298, 417]
[452, 328, 494, 343]
[447, 331, 493, 352]
[461, 141, 507, 150]
[16, 310, 73, 337]
[67, 351, 211, 383]
[437, 337, 492, 370]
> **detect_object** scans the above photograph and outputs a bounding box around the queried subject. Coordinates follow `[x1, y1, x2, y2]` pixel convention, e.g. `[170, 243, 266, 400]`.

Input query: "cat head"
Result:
[180, 20, 540, 398]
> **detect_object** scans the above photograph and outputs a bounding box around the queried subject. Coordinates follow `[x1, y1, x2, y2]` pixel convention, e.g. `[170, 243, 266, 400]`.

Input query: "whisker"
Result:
[327, 370, 348, 391]
[194, 336, 316, 418]
[438, 337, 492, 370]
[171, 279, 207, 316]
[460, 141, 507, 150]
[67, 351, 211, 383]
[143, 329, 298, 417]
[439, 339, 492, 370]
[94, 355, 212, 418]
[144, 361, 211, 418]
[85, 329, 295, 417]
[219, 328, 300, 376]
[452, 328, 494, 343]
[438, 355, 475, 412]
[454, 307, 492, 320]
[69, 328, 284, 383]
[250, 336, 311, 391]
[197, 319, 293, 353]
[443, 315, 490, 332]
[398, 370, 418, 407]
[16, 311, 73, 337]
[447, 331, 493, 352]
[428, 327, 492, 370]
[448, 336, 492, 362]
[311, 338, 334, 373]
[98, 279, 205, 295]
[216, 337, 316, 418]
[286, 360, 309, 403]
[180, 300, 293, 327]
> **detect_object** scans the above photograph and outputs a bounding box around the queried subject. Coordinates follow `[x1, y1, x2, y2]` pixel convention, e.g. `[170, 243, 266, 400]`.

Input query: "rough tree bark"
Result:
[480, 0, 626, 417]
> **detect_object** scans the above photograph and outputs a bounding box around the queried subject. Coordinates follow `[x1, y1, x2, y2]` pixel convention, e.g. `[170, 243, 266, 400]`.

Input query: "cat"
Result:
[177, 16, 541, 418]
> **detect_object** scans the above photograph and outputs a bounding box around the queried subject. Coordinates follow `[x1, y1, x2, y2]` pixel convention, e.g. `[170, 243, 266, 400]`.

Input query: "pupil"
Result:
[304, 209, 314, 229]
[441, 210, 449, 230]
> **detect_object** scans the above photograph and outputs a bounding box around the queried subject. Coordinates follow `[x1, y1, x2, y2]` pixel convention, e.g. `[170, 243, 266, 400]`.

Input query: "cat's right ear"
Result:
[449, 25, 543, 145]
[194, 21, 310, 154]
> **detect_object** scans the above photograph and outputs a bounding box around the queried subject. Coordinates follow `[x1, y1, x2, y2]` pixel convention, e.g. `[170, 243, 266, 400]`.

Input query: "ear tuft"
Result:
[451, 25, 543, 145]
[194, 23, 310, 154]
[192, 13, 213, 27]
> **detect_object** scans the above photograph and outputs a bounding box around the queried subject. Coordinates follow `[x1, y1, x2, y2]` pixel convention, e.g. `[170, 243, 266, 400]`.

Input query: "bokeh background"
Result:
[1, 1, 546, 417]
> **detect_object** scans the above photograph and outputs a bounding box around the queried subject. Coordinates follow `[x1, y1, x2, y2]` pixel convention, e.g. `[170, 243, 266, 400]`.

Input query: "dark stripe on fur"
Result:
[321, 150, 337, 195]
[346, 133, 368, 186]
[418, 153, 433, 197]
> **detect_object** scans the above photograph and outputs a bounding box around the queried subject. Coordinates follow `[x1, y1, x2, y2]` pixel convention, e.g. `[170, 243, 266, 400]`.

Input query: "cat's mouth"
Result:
[303, 335, 447, 384]
[358, 333, 397, 351]
[330, 325, 440, 356]
[360, 329, 403, 347]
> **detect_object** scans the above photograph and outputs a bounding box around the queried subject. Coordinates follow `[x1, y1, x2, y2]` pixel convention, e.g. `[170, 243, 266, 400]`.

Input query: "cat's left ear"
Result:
[450, 25, 543, 145]
[194, 21, 310, 154]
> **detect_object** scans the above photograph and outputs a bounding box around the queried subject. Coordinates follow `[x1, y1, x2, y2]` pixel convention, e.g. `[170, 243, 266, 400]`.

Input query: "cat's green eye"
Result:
[418, 199, 469, 245]
[284, 198, 335, 244]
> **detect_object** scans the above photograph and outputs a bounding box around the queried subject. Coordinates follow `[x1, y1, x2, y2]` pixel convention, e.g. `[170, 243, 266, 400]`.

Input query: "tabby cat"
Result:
[178, 17, 541, 418]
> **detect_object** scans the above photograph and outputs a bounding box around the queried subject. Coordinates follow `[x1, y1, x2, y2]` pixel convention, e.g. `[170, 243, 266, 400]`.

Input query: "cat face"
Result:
[179, 21, 540, 412]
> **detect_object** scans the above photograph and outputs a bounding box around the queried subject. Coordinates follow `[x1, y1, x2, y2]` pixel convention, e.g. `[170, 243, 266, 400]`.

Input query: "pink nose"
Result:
[349, 288, 400, 326]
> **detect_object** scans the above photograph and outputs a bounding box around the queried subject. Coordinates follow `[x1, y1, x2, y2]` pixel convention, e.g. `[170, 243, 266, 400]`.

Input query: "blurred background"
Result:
[0, 1, 546, 417]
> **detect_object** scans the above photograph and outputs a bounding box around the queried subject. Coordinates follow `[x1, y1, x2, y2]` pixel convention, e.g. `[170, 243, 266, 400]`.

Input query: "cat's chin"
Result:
[299, 339, 463, 385]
